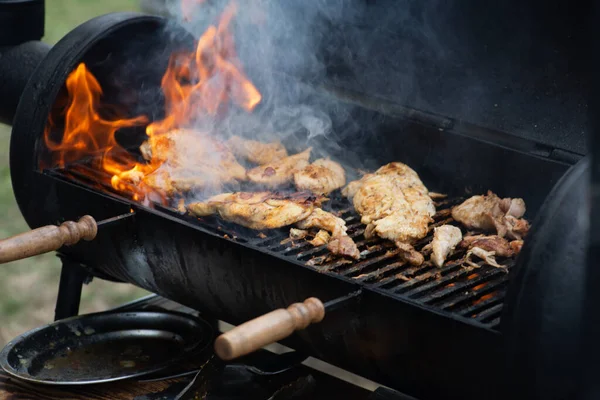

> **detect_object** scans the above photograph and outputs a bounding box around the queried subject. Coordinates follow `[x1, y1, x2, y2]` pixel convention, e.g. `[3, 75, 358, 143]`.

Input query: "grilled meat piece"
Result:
[452, 191, 529, 239]
[342, 162, 435, 266]
[125, 129, 246, 195]
[465, 247, 505, 270]
[430, 225, 463, 267]
[226, 136, 288, 165]
[188, 192, 359, 259]
[510, 239, 524, 254]
[293, 158, 346, 195]
[396, 242, 425, 266]
[296, 208, 360, 259]
[247, 148, 312, 188]
[459, 235, 523, 257]
[289, 228, 308, 240]
[459, 234, 523, 271]
[309, 230, 331, 247]
[188, 192, 318, 229]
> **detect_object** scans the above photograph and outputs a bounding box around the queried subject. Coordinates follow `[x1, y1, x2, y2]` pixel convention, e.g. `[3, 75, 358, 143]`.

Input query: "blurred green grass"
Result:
[0, 0, 149, 345]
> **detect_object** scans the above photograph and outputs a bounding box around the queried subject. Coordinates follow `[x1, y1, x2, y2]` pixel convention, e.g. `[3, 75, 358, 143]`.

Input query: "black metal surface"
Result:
[0, 40, 50, 124]
[501, 157, 588, 399]
[581, 4, 600, 397]
[53, 257, 90, 321]
[0, 310, 213, 385]
[0, 0, 44, 46]
[370, 387, 419, 400]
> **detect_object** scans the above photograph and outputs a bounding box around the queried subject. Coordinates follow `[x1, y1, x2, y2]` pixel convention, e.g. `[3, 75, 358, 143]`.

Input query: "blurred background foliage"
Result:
[0, 0, 150, 345]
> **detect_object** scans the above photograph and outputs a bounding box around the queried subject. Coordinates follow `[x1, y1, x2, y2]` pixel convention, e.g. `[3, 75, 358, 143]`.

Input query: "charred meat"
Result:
[247, 148, 311, 188]
[296, 208, 360, 259]
[342, 162, 435, 265]
[120, 129, 246, 195]
[451, 191, 529, 239]
[459, 235, 523, 258]
[188, 191, 359, 259]
[309, 230, 331, 247]
[226, 136, 288, 165]
[293, 158, 346, 195]
[188, 191, 319, 229]
[459, 235, 523, 270]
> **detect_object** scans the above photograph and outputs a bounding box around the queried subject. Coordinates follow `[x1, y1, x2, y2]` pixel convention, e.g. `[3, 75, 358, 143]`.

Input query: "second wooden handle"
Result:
[0, 216, 98, 264]
[214, 297, 325, 361]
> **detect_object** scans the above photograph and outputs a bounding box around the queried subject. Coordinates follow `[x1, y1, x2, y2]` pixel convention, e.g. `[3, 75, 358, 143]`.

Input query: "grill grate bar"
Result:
[351, 261, 406, 283]
[474, 303, 504, 323]
[338, 249, 401, 277]
[387, 262, 464, 294]
[433, 276, 509, 310]
[414, 267, 508, 302]
[457, 290, 506, 318]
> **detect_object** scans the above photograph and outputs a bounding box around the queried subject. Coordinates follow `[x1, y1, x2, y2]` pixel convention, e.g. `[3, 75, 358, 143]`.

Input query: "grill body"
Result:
[7, 10, 583, 400]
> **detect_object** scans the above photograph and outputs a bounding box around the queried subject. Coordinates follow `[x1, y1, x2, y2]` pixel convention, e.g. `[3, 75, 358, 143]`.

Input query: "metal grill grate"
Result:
[47, 164, 515, 329]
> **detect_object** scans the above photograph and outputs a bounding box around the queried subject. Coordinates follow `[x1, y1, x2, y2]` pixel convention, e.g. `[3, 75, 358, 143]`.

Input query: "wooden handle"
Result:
[0, 216, 98, 264]
[214, 297, 325, 361]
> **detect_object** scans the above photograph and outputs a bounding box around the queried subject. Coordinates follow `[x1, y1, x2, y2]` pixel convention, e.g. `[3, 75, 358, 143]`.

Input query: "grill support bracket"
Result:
[54, 255, 91, 321]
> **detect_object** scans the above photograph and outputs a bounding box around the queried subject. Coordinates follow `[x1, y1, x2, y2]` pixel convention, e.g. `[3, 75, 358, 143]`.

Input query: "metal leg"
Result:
[54, 257, 90, 321]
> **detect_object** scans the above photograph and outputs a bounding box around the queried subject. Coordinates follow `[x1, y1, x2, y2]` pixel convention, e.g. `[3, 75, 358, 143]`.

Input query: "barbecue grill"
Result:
[0, 0, 593, 399]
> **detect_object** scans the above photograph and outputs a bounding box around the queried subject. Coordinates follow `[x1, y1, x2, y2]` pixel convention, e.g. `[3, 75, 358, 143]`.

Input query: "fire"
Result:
[471, 282, 488, 291]
[44, 63, 148, 173]
[472, 292, 496, 306]
[43, 2, 261, 203]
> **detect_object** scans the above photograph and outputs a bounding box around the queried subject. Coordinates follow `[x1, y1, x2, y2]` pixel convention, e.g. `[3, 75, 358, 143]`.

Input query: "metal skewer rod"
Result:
[214, 289, 362, 361]
[0, 212, 135, 264]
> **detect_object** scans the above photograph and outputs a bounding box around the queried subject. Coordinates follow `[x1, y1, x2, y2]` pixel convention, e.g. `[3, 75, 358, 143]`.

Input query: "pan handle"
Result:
[0, 216, 97, 264]
[214, 297, 325, 361]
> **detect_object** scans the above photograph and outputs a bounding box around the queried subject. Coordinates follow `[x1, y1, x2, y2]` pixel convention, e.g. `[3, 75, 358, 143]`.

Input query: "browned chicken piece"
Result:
[510, 239, 524, 254]
[293, 158, 346, 195]
[430, 225, 463, 267]
[226, 136, 288, 165]
[121, 129, 246, 195]
[309, 230, 331, 246]
[188, 192, 318, 229]
[459, 235, 524, 257]
[296, 208, 360, 259]
[342, 162, 435, 266]
[459, 234, 523, 271]
[246, 148, 312, 188]
[289, 228, 308, 240]
[465, 247, 505, 270]
[188, 192, 360, 259]
[452, 191, 529, 239]
[396, 242, 425, 266]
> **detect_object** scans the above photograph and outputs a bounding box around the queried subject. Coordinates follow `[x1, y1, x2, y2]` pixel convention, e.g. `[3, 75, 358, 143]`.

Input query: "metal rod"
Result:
[323, 289, 362, 312]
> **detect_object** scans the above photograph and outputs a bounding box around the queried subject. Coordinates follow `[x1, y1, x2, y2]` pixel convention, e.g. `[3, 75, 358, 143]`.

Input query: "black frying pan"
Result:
[0, 310, 212, 385]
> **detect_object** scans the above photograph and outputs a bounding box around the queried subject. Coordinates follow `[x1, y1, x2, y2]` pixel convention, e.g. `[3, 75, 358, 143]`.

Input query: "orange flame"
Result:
[43, 2, 262, 203]
[472, 292, 496, 306]
[43, 63, 148, 173]
[472, 282, 488, 291]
